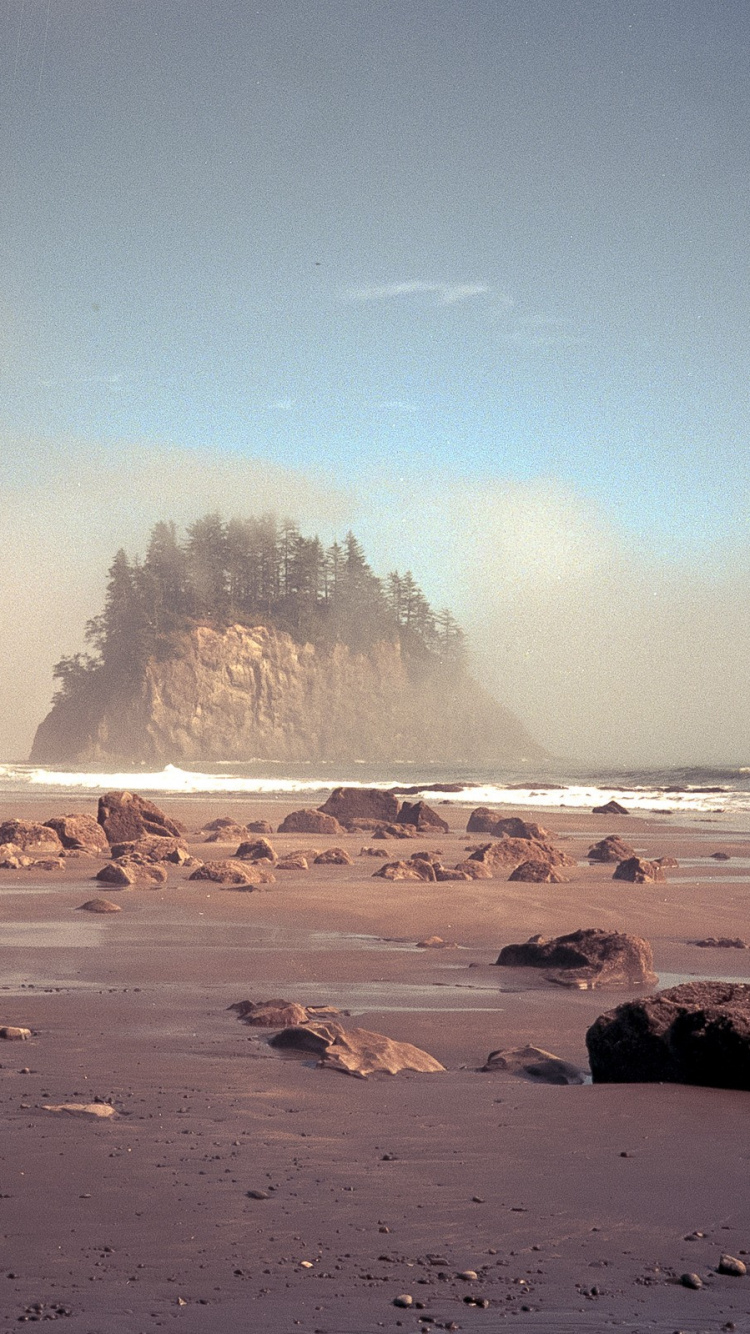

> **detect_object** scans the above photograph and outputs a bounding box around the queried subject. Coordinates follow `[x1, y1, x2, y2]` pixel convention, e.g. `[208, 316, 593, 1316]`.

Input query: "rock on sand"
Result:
[268, 1022, 445, 1077]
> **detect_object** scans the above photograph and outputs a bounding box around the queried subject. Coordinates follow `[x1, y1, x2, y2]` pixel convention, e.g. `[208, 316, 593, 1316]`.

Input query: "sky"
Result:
[1, 0, 750, 765]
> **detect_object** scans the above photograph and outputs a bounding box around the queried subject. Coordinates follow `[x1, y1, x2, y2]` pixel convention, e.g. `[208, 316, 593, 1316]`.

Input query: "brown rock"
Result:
[44, 814, 109, 852]
[654, 855, 679, 868]
[344, 818, 390, 831]
[203, 823, 247, 842]
[612, 856, 665, 883]
[277, 809, 343, 835]
[98, 858, 168, 887]
[188, 859, 275, 886]
[693, 937, 748, 949]
[76, 898, 122, 913]
[586, 980, 750, 1087]
[468, 838, 574, 874]
[229, 999, 341, 1026]
[373, 859, 436, 881]
[508, 860, 568, 883]
[97, 791, 185, 843]
[234, 837, 277, 862]
[313, 847, 353, 865]
[397, 800, 449, 833]
[276, 855, 309, 871]
[0, 820, 63, 855]
[318, 786, 400, 824]
[268, 1021, 445, 1077]
[0, 1026, 31, 1040]
[435, 868, 471, 881]
[587, 835, 637, 862]
[31, 858, 65, 871]
[497, 927, 657, 988]
[592, 799, 629, 815]
[359, 846, 388, 857]
[110, 836, 188, 863]
[96, 861, 136, 887]
[42, 1102, 116, 1118]
[454, 860, 493, 879]
[717, 1254, 747, 1277]
[480, 1043, 585, 1084]
[373, 823, 420, 840]
[466, 809, 552, 840]
[202, 816, 246, 833]
[246, 820, 274, 834]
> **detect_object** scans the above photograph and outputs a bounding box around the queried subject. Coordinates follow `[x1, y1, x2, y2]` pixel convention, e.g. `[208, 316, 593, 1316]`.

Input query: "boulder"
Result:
[318, 786, 400, 824]
[613, 856, 665, 883]
[693, 937, 748, 949]
[95, 861, 136, 887]
[0, 821, 62, 855]
[496, 928, 657, 988]
[586, 981, 750, 1088]
[229, 999, 341, 1027]
[42, 1102, 116, 1119]
[0, 844, 32, 868]
[373, 823, 420, 840]
[44, 814, 109, 853]
[268, 1021, 445, 1077]
[203, 822, 247, 842]
[202, 816, 246, 833]
[277, 809, 343, 835]
[468, 838, 574, 874]
[454, 860, 493, 879]
[0, 1026, 31, 1040]
[592, 799, 629, 815]
[373, 859, 436, 882]
[110, 836, 188, 863]
[466, 809, 552, 841]
[188, 859, 275, 887]
[397, 801, 449, 834]
[275, 855, 309, 871]
[587, 835, 636, 862]
[97, 791, 185, 843]
[359, 846, 388, 857]
[480, 1044, 585, 1085]
[313, 848, 353, 865]
[234, 837, 277, 862]
[76, 898, 122, 913]
[508, 860, 568, 883]
[97, 858, 168, 887]
[246, 820, 274, 835]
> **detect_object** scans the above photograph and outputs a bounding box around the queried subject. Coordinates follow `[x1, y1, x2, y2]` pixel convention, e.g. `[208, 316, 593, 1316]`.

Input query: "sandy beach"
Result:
[0, 796, 749, 1333]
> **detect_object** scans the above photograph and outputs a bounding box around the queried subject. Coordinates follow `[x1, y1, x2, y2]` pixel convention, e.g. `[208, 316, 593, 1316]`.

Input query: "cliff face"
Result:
[31, 624, 543, 765]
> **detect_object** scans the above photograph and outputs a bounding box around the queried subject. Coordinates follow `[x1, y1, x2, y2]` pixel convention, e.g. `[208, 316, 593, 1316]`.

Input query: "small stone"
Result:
[679, 1272, 703, 1289]
[246, 1189, 269, 1200]
[300, 1260, 313, 1269]
[0, 1027, 30, 1041]
[718, 1254, 746, 1276]
[457, 1269, 478, 1280]
[393, 1294, 413, 1308]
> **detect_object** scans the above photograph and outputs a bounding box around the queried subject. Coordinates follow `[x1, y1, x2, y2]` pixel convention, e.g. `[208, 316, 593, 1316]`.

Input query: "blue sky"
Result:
[2, 1, 750, 761]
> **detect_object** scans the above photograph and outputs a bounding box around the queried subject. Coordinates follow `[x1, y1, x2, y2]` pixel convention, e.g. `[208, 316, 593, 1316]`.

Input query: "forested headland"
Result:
[52, 513, 467, 708]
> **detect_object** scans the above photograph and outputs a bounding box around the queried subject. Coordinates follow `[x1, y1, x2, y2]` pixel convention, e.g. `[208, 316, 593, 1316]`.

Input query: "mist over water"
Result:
[2, 438, 749, 767]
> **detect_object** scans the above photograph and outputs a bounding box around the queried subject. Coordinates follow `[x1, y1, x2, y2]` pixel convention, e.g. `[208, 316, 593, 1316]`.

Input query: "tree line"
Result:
[52, 513, 467, 703]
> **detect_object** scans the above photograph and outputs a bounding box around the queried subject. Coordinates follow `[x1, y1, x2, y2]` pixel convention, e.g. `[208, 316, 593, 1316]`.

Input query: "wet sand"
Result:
[1, 798, 749, 1332]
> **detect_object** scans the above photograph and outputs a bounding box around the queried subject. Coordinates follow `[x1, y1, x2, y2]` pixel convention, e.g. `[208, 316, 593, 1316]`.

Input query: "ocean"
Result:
[2, 760, 750, 820]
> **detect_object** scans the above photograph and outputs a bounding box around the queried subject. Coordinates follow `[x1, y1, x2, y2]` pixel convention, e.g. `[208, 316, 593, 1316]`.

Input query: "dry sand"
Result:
[0, 797, 749, 1332]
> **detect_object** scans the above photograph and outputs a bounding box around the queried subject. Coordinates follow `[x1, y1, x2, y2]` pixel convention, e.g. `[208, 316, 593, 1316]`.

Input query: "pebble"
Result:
[393, 1294, 413, 1307]
[246, 1189, 270, 1200]
[718, 1254, 747, 1277]
[457, 1270, 478, 1281]
[679, 1272, 703, 1289]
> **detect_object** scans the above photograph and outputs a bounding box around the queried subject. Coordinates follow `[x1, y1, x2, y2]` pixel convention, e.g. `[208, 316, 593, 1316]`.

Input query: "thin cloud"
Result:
[343, 281, 491, 305]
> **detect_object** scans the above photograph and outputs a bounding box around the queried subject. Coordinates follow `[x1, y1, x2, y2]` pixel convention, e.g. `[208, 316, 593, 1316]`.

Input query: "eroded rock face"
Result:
[373, 859, 436, 881]
[97, 791, 185, 843]
[612, 857, 665, 883]
[480, 1044, 585, 1085]
[268, 1021, 445, 1077]
[397, 801, 449, 833]
[277, 809, 343, 835]
[188, 860, 275, 887]
[508, 860, 568, 883]
[586, 981, 750, 1088]
[587, 835, 636, 862]
[44, 814, 109, 852]
[0, 821, 63, 854]
[318, 787, 400, 825]
[496, 928, 657, 988]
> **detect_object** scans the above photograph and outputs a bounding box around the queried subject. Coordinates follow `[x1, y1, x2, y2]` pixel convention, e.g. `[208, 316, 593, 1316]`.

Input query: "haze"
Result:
[2, 1, 749, 767]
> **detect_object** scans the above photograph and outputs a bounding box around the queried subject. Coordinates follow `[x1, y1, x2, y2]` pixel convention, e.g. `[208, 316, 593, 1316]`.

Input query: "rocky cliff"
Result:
[30, 623, 543, 765]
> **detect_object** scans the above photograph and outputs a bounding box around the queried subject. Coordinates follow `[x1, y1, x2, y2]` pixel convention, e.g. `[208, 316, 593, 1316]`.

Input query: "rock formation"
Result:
[268, 1022, 445, 1077]
[97, 791, 185, 843]
[586, 981, 750, 1088]
[612, 856, 665, 883]
[31, 624, 543, 765]
[587, 835, 636, 862]
[479, 1044, 585, 1084]
[496, 928, 657, 988]
[0, 821, 63, 855]
[44, 815, 109, 853]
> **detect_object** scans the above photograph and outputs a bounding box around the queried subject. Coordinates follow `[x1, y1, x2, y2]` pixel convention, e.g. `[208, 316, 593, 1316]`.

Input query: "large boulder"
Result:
[588, 835, 636, 863]
[277, 809, 343, 835]
[466, 809, 552, 841]
[397, 801, 450, 834]
[508, 860, 568, 883]
[96, 859, 168, 887]
[313, 847, 353, 865]
[586, 981, 750, 1088]
[268, 1021, 445, 1077]
[97, 791, 185, 843]
[44, 814, 109, 853]
[613, 857, 665, 883]
[480, 1044, 585, 1085]
[454, 860, 493, 879]
[234, 837, 277, 862]
[496, 927, 657, 988]
[0, 820, 63, 855]
[373, 859, 436, 882]
[318, 787, 400, 825]
[110, 836, 188, 863]
[188, 859, 275, 887]
[468, 838, 574, 874]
